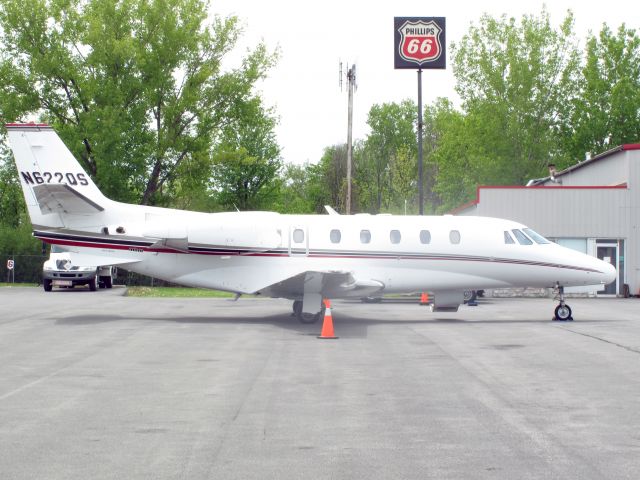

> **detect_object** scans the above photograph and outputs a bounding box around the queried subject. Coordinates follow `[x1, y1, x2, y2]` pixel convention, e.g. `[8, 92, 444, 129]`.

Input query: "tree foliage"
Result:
[563, 24, 640, 159]
[0, 0, 276, 205]
[359, 100, 416, 212]
[452, 8, 581, 181]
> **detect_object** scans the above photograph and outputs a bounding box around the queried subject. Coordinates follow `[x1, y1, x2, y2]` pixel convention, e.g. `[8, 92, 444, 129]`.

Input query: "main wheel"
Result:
[554, 304, 572, 321]
[292, 300, 302, 316]
[298, 312, 321, 324]
[104, 276, 112, 289]
[43, 278, 52, 292]
[89, 276, 97, 291]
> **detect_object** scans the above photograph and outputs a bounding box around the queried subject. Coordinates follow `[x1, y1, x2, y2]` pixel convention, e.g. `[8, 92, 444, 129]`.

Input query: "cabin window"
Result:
[293, 228, 305, 243]
[330, 229, 341, 243]
[449, 230, 461, 244]
[504, 231, 515, 244]
[360, 230, 371, 244]
[523, 228, 550, 244]
[419, 230, 431, 244]
[390, 230, 401, 244]
[512, 229, 533, 245]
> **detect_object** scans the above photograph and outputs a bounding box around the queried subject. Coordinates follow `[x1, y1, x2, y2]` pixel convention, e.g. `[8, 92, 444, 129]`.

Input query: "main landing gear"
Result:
[553, 283, 573, 321]
[292, 300, 325, 324]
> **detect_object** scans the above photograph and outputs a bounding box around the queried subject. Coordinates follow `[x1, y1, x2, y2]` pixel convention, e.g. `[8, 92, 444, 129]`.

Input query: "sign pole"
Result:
[417, 68, 424, 215]
[394, 16, 445, 217]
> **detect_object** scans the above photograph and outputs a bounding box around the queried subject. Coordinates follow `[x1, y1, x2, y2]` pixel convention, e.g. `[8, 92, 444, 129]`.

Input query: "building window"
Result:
[360, 230, 371, 244]
[330, 229, 341, 243]
[390, 230, 401, 244]
[293, 228, 304, 243]
[504, 231, 515, 244]
[512, 229, 533, 245]
[419, 230, 431, 244]
[449, 230, 461, 244]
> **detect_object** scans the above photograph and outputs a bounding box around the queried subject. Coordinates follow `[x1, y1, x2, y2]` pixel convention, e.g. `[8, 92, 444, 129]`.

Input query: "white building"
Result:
[453, 144, 640, 296]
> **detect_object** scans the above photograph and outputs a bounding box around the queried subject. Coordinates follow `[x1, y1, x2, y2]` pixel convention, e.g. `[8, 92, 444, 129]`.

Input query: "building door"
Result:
[596, 244, 617, 295]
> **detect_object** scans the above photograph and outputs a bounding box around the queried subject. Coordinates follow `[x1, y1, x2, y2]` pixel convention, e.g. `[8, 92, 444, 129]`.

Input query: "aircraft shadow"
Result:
[55, 309, 607, 339]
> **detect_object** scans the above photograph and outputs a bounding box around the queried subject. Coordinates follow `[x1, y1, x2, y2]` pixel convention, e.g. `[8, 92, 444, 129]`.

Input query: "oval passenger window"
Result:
[293, 228, 304, 243]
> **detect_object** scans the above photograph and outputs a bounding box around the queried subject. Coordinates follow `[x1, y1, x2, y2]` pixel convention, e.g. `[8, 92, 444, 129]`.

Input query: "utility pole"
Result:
[340, 61, 357, 214]
[345, 64, 356, 215]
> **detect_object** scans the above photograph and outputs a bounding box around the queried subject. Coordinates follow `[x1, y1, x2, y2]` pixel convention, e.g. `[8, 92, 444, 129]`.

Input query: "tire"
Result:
[298, 311, 321, 324]
[104, 276, 112, 289]
[43, 278, 52, 292]
[293, 300, 302, 316]
[554, 304, 572, 321]
[89, 276, 97, 291]
[361, 296, 382, 303]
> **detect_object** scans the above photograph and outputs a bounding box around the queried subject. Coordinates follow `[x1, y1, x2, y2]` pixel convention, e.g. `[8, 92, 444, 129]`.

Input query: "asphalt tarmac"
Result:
[0, 287, 639, 479]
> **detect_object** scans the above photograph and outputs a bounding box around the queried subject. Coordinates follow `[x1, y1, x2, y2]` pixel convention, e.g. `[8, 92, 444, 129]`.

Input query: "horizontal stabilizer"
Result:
[33, 184, 104, 215]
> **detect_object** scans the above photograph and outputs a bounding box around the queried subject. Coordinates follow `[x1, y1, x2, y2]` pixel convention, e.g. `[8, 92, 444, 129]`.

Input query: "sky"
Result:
[211, 0, 638, 165]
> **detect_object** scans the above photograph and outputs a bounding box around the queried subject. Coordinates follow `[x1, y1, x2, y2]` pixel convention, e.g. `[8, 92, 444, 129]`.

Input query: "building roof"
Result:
[451, 143, 639, 213]
[548, 144, 640, 179]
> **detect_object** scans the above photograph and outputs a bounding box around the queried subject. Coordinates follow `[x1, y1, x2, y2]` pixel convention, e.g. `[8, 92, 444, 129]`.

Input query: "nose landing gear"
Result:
[553, 283, 573, 321]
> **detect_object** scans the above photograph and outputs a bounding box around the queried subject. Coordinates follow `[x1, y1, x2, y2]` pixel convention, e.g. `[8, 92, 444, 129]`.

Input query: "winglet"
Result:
[324, 205, 340, 215]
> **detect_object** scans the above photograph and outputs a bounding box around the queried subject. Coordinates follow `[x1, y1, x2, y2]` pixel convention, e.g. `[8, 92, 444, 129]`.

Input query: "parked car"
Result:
[42, 246, 114, 292]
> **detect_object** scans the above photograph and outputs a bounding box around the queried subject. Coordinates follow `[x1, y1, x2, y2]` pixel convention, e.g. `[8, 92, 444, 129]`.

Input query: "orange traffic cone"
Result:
[318, 299, 338, 339]
[420, 292, 429, 305]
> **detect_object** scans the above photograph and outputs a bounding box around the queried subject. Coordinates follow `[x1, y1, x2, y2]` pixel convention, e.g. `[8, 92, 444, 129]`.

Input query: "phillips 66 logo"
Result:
[394, 17, 446, 69]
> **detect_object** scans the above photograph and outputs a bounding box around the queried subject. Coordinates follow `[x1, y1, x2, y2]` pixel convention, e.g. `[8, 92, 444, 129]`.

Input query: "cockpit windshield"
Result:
[511, 229, 533, 245]
[523, 228, 550, 244]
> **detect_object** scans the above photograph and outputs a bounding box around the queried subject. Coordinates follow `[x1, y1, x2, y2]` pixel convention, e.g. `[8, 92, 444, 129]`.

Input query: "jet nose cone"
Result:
[601, 260, 617, 285]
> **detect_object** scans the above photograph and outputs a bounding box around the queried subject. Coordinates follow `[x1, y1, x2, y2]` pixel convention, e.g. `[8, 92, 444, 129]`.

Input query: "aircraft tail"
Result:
[5, 124, 110, 228]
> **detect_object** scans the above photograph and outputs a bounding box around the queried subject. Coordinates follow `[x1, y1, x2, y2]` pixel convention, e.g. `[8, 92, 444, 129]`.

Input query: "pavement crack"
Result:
[555, 327, 640, 354]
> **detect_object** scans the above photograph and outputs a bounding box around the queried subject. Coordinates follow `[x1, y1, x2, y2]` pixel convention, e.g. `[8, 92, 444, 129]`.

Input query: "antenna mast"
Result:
[343, 63, 356, 214]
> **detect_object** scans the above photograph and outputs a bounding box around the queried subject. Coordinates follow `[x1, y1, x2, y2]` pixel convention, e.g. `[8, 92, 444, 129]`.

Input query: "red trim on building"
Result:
[623, 144, 640, 151]
[5, 123, 50, 128]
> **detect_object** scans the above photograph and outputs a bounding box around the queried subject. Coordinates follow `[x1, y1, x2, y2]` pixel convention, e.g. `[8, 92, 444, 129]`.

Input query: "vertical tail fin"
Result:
[5, 124, 109, 227]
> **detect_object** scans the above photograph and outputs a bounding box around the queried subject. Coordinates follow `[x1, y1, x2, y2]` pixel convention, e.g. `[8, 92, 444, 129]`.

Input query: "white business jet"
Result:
[6, 124, 616, 322]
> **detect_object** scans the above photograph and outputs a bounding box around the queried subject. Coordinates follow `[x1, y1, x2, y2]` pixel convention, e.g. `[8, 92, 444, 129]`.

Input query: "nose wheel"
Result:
[553, 284, 573, 321]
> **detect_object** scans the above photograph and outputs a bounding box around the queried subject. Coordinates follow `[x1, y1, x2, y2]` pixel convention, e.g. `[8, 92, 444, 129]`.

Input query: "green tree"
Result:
[451, 8, 581, 184]
[210, 99, 281, 211]
[563, 24, 640, 159]
[0, 146, 24, 228]
[270, 163, 318, 214]
[361, 100, 417, 212]
[0, 0, 276, 205]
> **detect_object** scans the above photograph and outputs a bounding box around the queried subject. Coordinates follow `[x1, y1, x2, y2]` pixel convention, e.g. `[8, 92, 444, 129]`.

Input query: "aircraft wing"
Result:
[256, 270, 384, 299]
[65, 251, 140, 268]
[33, 184, 104, 215]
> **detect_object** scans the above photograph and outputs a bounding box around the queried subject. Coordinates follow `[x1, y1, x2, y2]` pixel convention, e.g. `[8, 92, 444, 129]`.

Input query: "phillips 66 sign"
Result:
[394, 17, 446, 69]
